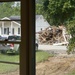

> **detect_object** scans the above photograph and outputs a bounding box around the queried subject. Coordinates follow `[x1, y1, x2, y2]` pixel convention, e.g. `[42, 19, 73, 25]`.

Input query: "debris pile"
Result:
[38, 26, 68, 45]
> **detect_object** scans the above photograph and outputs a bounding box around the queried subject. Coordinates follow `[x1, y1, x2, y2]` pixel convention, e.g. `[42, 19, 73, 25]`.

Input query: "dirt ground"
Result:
[1, 54, 75, 75]
[0, 69, 19, 75]
[36, 54, 75, 75]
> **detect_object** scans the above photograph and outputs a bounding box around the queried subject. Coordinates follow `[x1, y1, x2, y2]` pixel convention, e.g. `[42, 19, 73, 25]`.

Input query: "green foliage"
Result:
[67, 20, 75, 54]
[0, 2, 20, 18]
[48, 0, 75, 25]
[36, 0, 45, 4]
[36, 3, 43, 15]
[36, 0, 75, 26]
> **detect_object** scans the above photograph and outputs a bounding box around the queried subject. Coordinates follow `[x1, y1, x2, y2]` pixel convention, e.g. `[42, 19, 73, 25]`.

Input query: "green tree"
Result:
[45, 0, 75, 54]
[43, 0, 75, 26]
[0, 2, 20, 19]
[36, 0, 75, 26]
[12, 2, 20, 16]
[36, 3, 43, 15]
[36, 0, 50, 23]
[67, 20, 75, 54]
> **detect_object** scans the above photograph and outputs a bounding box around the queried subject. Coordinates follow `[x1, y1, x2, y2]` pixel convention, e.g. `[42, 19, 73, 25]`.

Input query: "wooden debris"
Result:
[38, 26, 69, 45]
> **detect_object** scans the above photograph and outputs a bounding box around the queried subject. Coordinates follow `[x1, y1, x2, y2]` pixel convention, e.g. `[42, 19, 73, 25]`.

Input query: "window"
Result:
[7, 28, 9, 35]
[0, 1, 21, 75]
[0, 0, 35, 75]
[18, 28, 20, 34]
[4, 28, 7, 34]
[12, 28, 14, 34]
[4, 28, 9, 35]
[21, 0, 35, 75]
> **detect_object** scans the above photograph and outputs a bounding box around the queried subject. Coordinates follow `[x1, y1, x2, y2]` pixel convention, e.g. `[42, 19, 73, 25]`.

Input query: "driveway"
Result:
[38, 45, 68, 54]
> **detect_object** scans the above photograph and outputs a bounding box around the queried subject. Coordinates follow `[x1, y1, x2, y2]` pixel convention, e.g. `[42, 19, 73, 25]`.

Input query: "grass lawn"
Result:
[66, 71, 75, 75]
[36, 50, 54, 63]
[0, 54, 19, 74]
[0, 50, 53, 73]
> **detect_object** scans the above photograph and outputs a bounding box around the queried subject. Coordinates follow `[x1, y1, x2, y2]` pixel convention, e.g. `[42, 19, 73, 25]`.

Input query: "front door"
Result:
[7, 28, 9, 35]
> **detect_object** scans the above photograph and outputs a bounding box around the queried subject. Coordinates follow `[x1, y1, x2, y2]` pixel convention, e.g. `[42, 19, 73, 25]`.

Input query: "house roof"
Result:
[1, 15, 49, 25]
[36, 15, 43, 20]
[9, 16, 21, 24]
[2, 15, 42, 21]
[9, 16, 20, 20]
[1, 16, 21, 24]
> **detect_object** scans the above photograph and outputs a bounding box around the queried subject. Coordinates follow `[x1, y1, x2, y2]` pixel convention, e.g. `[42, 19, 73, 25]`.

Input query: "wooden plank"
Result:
[53, 42, 69, 46]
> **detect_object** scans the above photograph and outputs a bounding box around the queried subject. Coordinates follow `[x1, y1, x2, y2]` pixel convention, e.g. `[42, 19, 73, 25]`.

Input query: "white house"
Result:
[36, 15, 50, 33]
[0, 16, 21, 37]
[36, 15, 50, 40]
[0, 15, 50, 39]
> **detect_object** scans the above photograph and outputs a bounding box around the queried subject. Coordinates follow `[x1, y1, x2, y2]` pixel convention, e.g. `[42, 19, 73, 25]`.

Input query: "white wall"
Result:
[12, 22, 20, 35]
[36, 15, 50, 32]
[0, 21, 21, 36]
[0, 27, 1, 35]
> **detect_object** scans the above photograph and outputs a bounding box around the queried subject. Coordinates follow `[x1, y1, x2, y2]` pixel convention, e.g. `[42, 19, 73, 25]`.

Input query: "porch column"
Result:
[10, 21, 13, 35]
[2, 22, 4, 35]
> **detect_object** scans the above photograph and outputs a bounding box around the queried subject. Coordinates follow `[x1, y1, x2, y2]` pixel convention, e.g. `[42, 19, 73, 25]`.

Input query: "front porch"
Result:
[0, 20, 21, 37]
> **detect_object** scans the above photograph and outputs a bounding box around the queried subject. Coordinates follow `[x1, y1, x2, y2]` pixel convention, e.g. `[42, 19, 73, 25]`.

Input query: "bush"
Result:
[67, 20, 75, 54]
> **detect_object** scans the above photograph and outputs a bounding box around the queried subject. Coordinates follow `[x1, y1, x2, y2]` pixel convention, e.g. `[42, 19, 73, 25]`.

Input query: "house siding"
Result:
[0, 20, 21, 37]
[36, 15, 50, 40]
[36, 15, 50, 32]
